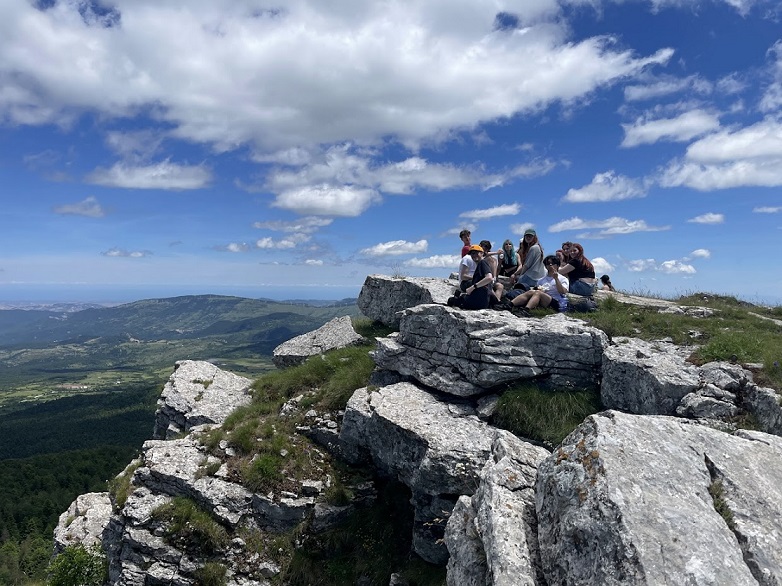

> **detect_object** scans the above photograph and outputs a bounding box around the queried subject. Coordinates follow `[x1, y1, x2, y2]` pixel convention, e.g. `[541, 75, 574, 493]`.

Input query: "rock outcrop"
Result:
[340, 382, 520, 564]
[373, 305, 608, 397]
[536, 410, 782, 585]
[272, 315, 363, 368]
[357, 274, 456, 327]
[602, 337, 782, 434]
[53, 275, 782, 586]
[153, 360, 253, 440]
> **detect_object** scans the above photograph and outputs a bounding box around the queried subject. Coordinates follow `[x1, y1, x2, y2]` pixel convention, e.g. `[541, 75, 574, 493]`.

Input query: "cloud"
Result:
[101, 248, 152, 258]
[687, 212, 724, 224]
[591, 257, 614, 275]
[623, 74, 711, 102]
[0, 2, 673, 154]
[259, 145, 555, 216]
[562, 171, 647, 203]
[621, 109, 720, 148]
[304, 259, 324, 266]
[627, 258, 695, 274]
[256, 237, 298, 249]
[272, 185, 381, 217]
[459, 204, 521, 220]
[658, 118, 782, 190]
[52, 196, 105, 218]
[86, 161, 211, 190]
[405, 254, 461, 269]
[360, 240, 428, 256]
[215, 243, 250, 253]
[760, 40, 782, 112]
[754, 206, 782, 213]
[689, 248, 711, 259]
[253, 217, 333, 234]
[548, 216, 670, 236]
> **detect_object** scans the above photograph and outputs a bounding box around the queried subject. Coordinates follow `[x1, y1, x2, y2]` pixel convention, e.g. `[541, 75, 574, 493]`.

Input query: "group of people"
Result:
[451, 229, 613, 314]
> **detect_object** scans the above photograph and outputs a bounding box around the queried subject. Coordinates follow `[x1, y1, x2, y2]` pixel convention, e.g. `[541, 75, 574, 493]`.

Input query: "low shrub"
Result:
[47, 544, 107, 586]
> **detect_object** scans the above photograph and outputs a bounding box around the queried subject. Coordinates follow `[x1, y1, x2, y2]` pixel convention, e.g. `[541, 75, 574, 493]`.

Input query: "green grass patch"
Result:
[107, 459, 142, 510]
[493, 383, 603, 447]
[152, 497, 228, 554]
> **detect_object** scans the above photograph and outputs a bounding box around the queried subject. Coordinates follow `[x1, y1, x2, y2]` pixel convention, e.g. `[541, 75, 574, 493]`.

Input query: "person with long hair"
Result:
[499, 239, 520, 277]
[559, 242, 597, 296]
[511, 229, 545, 288]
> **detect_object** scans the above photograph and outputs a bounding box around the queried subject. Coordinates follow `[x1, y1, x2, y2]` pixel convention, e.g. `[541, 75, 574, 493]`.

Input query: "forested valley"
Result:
[0, 295, 357, 584]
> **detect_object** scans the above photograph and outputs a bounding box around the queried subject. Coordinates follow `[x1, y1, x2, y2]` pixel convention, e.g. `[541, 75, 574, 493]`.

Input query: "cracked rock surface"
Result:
[536, 410, 782, 586]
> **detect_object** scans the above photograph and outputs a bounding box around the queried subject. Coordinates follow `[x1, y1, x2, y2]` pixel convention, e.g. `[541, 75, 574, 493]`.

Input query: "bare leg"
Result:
[510, 290, 535, 307]
[527, 292, 552, 309]
[493, 282, 504, 302]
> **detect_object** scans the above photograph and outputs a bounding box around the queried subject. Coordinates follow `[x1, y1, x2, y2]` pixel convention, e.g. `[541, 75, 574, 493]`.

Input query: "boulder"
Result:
[272, 315, 364, 368]
[357, 274, 457, 327]
[601, 337, 700, 415]
[373, 305, 607, 397]
[340, 382, 547, 564]
[153, 360, 252, 439]
[445, 433, 549, 586]
[53, 492, 114, 554]
[536, 410, 782, 585]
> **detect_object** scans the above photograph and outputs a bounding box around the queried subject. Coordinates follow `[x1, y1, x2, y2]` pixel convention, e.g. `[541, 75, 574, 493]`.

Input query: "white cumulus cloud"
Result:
[360, 240, 428, 256]
[86, 161, 211, 190]
[459, 203, 521, 220]
[562, 171, 647, 203]
[687, 213, 724, 224]
[405, 254, 461, 269]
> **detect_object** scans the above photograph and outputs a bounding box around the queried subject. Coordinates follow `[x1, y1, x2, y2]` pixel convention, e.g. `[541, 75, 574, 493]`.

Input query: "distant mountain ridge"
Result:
[0, 294, 359, 347]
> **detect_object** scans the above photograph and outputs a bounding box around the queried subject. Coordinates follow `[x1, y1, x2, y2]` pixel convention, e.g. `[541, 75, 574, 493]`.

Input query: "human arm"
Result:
[559, 263, 574, 276]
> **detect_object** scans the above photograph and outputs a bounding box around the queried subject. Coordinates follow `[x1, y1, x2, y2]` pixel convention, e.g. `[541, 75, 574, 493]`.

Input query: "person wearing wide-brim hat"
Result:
[511, 228, 545, 288]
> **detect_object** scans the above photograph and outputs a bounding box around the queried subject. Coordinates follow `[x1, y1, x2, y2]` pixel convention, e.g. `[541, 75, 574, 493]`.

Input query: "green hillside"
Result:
[0, 295, 360, 405]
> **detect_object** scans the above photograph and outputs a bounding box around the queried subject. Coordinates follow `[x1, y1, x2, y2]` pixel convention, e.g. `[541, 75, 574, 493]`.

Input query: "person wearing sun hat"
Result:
[512, 228, 545, 288]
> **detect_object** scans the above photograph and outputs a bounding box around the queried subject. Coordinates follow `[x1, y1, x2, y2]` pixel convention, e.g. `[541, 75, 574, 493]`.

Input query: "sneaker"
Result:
[511, 306, 530, 317]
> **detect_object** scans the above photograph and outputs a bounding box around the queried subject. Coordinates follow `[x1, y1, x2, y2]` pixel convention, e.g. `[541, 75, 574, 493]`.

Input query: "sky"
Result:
[2, 0, 782, 305]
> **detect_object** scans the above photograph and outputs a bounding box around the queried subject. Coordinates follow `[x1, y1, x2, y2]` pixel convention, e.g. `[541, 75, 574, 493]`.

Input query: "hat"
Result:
[524, 228, 537, 236]
[468, 245, 484, 254]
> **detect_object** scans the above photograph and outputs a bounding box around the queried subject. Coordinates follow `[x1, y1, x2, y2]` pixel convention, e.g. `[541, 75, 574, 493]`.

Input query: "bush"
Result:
[47, 544, 107, 586]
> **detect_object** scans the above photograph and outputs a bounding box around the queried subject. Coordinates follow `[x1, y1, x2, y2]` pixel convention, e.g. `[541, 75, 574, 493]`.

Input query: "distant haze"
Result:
[0, 284, 361, 305]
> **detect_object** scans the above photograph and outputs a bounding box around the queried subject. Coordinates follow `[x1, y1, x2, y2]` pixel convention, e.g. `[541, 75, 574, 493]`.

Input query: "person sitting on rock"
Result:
[559, 242, 597, 297]
[511, 229, 545, 288]
[499, 239, 520, 277]
[459, 229, 472, 257]
[504, 255, 568, 314]
[479, 240, 504, 305]
[457, 246, 476, 292]
[448, 245, 494, 310]
[600, 274, 616, 291]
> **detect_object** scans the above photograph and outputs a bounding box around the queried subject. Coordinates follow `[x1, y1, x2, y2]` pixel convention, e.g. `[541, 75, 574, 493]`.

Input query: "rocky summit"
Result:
[53, 275, 782, 585]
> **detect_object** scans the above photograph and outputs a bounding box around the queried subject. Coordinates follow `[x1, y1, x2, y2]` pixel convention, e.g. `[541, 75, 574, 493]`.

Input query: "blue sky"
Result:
[2, 0, 782, 304]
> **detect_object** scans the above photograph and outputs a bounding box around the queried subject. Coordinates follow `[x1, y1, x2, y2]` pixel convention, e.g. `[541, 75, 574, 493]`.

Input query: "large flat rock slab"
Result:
[536, 410, 782, 586]
[373, 305, 608, 397]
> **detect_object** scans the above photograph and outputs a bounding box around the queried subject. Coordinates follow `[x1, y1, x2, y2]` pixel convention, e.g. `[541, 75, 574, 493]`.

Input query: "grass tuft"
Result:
[493, 383, 602, 447]
[152, 497, 228, 554]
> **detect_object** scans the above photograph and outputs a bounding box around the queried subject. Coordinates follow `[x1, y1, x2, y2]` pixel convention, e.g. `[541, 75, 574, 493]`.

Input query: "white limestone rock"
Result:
[601, 337, 700, 415]
[272, 315, 364, 368]
[373, 305, 608, 397]
[357, 274, 457, 327]
[153, 360, 252, 439]
[536, 410, 782, 586]
[53, 492, 113, 554]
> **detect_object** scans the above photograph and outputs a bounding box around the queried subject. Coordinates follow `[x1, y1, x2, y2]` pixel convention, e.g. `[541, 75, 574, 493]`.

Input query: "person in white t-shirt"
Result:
[507, 255, 569, 312]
